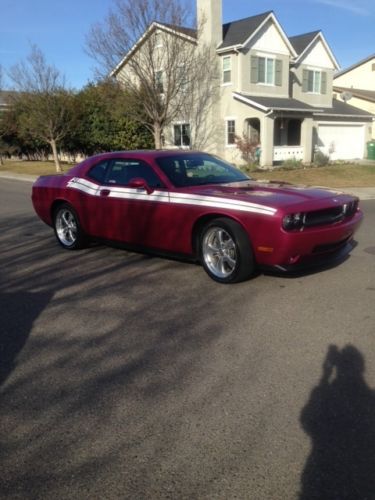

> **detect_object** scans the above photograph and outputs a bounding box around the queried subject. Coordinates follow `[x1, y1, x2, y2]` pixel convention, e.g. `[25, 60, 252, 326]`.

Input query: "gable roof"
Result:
[289, 30, 339, 69]
[334, 53, 375, 79]
[289, 31, 320, 56]
[218, 11, 272, 49]
[333, 86, 375, 103]
[217, 11, 297, 57]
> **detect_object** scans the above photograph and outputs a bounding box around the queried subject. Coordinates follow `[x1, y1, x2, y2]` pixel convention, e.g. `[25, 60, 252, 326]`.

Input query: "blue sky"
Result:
[1, 0, 374, 89]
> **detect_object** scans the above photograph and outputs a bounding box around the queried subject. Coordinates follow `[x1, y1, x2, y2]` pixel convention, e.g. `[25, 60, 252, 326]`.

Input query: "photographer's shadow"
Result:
[300, 345, 375, 500]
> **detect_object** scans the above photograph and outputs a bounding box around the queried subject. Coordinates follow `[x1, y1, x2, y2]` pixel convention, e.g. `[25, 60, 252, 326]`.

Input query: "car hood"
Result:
[180, 181, 355, 212]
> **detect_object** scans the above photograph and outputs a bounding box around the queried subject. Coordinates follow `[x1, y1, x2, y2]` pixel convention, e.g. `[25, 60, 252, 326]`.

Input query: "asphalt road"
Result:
[1, 178, 374, 500]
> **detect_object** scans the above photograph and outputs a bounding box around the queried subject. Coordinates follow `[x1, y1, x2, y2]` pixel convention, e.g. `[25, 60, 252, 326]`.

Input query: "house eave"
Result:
[314, 112, 373, 120]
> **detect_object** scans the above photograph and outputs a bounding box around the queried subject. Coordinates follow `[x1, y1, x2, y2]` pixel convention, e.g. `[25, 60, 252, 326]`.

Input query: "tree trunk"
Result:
[49, 139, 62, 173]
[153, 123, 163, 149]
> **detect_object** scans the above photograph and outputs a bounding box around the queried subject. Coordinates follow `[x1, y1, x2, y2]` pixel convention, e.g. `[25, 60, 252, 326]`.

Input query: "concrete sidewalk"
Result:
[1, 170, 375, 200]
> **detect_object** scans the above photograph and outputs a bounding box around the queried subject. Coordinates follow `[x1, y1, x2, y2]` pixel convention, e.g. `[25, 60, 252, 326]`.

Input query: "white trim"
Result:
[294, 32, 340, 70]
[232, 93, 269, 112]
[67, 177, 277, 216]
[222, 55, 232, 85]
[242, 13, 297, 58]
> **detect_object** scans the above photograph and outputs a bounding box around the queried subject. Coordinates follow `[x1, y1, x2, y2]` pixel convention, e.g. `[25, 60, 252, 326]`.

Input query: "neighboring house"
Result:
[112, 0, 373, 166]
[334, 53, 375, 140]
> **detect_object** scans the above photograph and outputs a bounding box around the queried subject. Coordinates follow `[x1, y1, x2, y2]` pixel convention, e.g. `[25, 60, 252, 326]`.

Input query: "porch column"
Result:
[260, 114, 274, 167]
[301, 117, 313, 163]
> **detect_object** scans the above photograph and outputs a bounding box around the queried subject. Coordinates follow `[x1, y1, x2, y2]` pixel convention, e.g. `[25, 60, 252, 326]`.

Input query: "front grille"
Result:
[304, 200, 358, 228]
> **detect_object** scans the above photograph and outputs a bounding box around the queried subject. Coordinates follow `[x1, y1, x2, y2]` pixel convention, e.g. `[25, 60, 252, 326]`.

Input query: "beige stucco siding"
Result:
[334, 58, 375, 91]
[292, 64, 334, 108]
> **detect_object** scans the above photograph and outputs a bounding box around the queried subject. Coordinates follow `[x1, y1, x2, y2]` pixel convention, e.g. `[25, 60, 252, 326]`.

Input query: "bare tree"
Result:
[86, 0, 219, 149]
[8, 46, 74, 172]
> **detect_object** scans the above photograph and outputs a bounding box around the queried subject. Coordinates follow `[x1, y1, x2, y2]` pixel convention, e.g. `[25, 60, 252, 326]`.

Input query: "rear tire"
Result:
[200, 218, 254, 283]
[53, 203, 87, 250]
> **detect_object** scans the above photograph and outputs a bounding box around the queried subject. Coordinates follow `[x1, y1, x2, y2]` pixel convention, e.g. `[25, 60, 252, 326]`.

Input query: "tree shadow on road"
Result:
[0, 291, 53, 386]
[299, 344, 375, 500]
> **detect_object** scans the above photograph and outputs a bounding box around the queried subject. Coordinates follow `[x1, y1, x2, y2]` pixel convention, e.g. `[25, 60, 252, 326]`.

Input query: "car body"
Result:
[32, 150, 363, 283]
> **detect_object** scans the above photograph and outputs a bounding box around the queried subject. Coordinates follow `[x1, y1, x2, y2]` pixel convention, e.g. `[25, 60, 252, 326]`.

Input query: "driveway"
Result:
[1, 178, 374, 499]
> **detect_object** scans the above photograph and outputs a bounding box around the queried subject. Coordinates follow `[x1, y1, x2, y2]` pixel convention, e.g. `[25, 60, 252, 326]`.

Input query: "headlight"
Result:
[282, 212, 305, 230]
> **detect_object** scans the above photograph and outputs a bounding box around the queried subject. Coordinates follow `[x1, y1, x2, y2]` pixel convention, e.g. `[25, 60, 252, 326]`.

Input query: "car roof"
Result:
[88, 150, 204, 160]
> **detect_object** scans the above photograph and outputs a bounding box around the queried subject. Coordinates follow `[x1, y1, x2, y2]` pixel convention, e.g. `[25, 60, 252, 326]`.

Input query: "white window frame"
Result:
[307, 69, 322, 94]
[257, 56, 275, 86]
[173, 122, 191, 148]
[222, 56, 232, 85]
[225, 118, 236, 147]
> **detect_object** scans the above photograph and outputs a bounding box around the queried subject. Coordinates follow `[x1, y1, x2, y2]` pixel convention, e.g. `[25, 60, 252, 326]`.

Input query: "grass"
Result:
[0, 160, 72, 176]
[1, 159, 375, 188]
[250, 163, 375, 188]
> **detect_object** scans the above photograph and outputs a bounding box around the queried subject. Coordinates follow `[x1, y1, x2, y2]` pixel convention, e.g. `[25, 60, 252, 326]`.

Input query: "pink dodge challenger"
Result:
[32, 150, 363, 283]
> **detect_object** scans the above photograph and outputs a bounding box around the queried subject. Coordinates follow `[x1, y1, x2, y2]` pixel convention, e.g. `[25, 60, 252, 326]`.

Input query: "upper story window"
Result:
[251, 55, 282, 86]
[302, 69, 327, 94]
[174, 123, 190, 147]
[155, 71, 164, 93]
[222, 56, 232, 84]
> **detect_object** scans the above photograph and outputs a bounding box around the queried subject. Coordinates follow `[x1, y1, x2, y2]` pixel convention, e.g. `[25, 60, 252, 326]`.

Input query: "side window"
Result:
[106, 160, 164, 188]
[87, 160, 109, 184]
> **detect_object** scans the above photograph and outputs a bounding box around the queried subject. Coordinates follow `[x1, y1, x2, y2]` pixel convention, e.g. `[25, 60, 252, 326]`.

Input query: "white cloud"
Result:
[313, 0, 374, 16]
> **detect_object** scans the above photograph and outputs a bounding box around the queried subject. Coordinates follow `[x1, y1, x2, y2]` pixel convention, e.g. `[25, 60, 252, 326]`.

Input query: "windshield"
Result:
[155, 153, 250, 187]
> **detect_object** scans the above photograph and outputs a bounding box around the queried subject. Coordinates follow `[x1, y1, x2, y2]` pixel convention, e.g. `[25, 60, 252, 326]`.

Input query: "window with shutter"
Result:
[275, 59, 282, 86]
[250, 56, 259, 84]
[303, 69, 326, 94]
[253, 56, 276, 85]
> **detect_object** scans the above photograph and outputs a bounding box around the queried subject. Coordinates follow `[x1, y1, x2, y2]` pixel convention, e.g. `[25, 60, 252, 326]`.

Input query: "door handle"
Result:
[100, 189, 110, 197]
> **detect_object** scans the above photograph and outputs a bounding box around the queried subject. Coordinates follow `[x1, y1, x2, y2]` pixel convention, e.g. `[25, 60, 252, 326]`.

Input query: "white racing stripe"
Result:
[67, 177, 277, 216]
[170, 192, 276, 215]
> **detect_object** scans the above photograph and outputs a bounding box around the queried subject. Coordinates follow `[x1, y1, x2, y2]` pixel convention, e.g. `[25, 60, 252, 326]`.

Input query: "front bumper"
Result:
[255, 209, 363, 268]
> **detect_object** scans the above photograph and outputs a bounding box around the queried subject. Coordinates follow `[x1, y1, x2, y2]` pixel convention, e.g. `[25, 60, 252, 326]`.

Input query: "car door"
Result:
[89, 158, 171, 247]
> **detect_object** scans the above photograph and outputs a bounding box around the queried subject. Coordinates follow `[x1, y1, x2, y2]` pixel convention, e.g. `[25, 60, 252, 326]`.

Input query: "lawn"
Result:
[1, 159, 375, 188]
[251, 163, 375, 188]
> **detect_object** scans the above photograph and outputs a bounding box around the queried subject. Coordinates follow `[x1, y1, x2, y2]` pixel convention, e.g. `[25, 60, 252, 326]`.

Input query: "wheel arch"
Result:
[51, 198, 71, 221]
[191, 213, 251, 259]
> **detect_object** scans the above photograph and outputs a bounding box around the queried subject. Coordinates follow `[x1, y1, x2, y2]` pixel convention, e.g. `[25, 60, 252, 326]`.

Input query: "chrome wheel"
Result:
[202, 226, 237, 279]
[55, 207, 78, 247]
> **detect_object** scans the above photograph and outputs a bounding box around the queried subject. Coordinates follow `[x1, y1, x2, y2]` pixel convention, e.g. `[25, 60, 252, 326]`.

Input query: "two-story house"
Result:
[333, 53, 375, 140]
[112, 0, 373, 166]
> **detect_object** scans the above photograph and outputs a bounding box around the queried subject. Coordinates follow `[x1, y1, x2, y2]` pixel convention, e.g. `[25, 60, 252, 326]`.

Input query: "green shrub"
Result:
[280, 158, 303, 170]
[314, 150, 330, 167]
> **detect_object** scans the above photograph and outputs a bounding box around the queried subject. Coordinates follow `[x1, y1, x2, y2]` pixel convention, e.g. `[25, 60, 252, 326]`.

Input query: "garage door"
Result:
[317, 124, 365, 160]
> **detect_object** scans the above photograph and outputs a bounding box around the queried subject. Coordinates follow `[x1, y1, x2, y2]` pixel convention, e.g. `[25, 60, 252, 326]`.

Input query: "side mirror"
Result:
[128, 177, 154, 194]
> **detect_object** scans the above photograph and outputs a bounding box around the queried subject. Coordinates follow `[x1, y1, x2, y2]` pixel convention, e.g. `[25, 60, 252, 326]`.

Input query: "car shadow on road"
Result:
[0, 291, 53, 386]
[299, 344, 375, 499]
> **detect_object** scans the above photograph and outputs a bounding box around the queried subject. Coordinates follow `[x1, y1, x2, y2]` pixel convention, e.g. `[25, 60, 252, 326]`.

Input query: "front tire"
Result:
[53, 203, 87, 250]
[200, 218, 254, 283]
